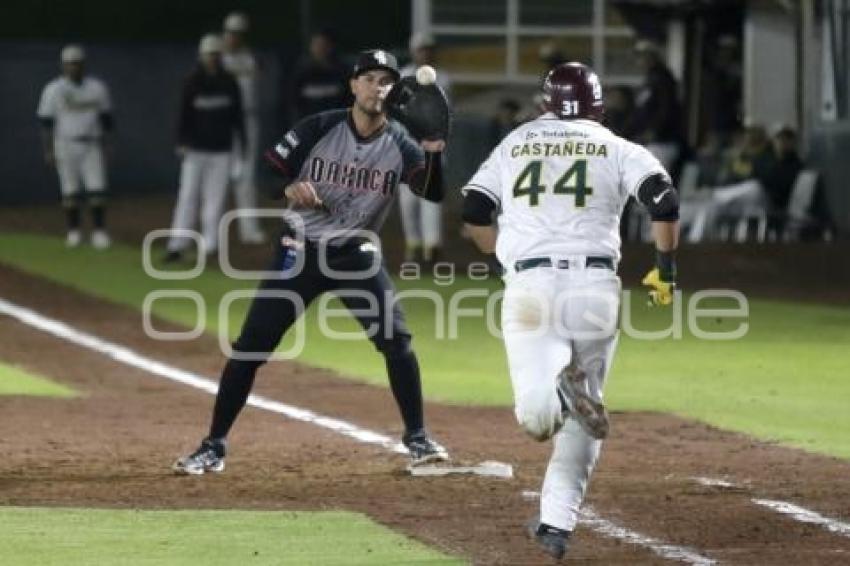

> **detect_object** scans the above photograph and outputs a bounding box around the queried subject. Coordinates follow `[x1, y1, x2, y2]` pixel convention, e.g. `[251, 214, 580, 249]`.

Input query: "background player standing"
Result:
[462, 62, 679, 560]
[397, 33, 451, 265]
[287, 29, 350, 123]
[165, 34, 245, 262]
[222, 11, 266, 244]
[37, 44, 114, 249]
[174, 49, 449, 474]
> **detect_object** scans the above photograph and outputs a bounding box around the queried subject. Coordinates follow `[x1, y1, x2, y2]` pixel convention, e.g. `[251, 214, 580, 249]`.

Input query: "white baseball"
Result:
[415, 65, 437, 86]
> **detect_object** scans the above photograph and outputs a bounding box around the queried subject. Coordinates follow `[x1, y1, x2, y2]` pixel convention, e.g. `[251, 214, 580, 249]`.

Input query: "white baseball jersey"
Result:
[222, 49, 258, 113]
[37, 76, 112, 139]
[464, 113, 668, 265]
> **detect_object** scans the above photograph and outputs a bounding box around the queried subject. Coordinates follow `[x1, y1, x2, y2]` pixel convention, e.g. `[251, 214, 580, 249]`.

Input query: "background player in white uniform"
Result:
[398, 33, 451, 265]
[165, 34, 245, 262]
[37, 44, 114, 249]
[462, 63, 679, 560]
[222, 11, 266, 244]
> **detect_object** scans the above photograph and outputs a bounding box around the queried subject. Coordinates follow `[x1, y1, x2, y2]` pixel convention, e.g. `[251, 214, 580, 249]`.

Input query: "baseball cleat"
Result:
[172, 438, 226, 475]
[65, 230, 82, 248]
[557, 363, 610, 439]
[527, 517, 571, 560]
[402, 429, 450, 466]
[91, 230, 111, 250]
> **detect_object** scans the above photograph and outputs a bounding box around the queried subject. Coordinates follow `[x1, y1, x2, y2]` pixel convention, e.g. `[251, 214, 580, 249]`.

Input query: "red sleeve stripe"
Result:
[264, 149, 290, 176]
[404, 164, 425, 184]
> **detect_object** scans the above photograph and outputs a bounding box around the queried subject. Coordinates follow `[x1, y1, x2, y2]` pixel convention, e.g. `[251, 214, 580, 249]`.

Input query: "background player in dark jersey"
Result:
[174, 50, 449, 474]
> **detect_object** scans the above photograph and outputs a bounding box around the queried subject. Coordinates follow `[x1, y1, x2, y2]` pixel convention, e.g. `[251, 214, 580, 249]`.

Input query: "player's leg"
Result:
[82, 143, 110, 249]
[536, 269, 620, 549]
[397, 185, 422, 263]
[55, 139, 84, 246]
[166, 151, 203, 259]
[199, 152, 231, 256]
[174, 244, 329, 474]
[502, 269, 569, 441]
[233, 115, 264, 243]
[333, 249, 448, 464]
[420, 199, 442, 265]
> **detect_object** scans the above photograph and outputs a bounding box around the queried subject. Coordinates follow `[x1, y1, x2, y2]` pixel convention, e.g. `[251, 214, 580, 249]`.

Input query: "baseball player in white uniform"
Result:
[462, 62, 679, 561]
[37, 45, 114, 249]
[222, 11, 265, 244]
[398, 33, 451, 265]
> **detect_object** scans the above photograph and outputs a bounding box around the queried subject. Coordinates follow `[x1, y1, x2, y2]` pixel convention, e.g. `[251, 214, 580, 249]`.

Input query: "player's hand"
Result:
[284, 181, 323, 209]
[421, 140, 446, 152]
[641, 267, 675, 307]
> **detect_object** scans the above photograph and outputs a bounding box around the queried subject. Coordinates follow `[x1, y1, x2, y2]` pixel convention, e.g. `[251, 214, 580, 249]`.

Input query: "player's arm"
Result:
[406, 148, 444, 202]
[38, 118, 55, 166]
[263, 113, 329, 203]
[460, 146, 502, 253]
[231, 78, 247, 156]
[175, 77, 195, 155]
[462, 189, 498, 253]
[636, 173, 680, 305]
[400, 134, 445, 202]
[36, 85, 56, 166]
[98, 81, 115, 143]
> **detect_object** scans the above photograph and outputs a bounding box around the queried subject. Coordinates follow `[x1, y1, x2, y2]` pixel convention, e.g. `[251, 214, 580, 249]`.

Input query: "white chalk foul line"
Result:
[752, 499, 850, 538]
[692, 476, 739, 489]
[692, 477, 850, 539]
[579, 508, 717, 565]
[0, 297, 408, 456]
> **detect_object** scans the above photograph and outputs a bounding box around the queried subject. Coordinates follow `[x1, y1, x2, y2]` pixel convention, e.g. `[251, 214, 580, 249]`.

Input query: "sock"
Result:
[66, 206, 81, 230]
[91, 204, 106, 230]
[385, 350, 424, 433]
[208, 359, 261, 440]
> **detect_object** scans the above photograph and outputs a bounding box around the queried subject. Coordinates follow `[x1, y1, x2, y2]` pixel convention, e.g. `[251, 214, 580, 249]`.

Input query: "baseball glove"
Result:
[384, 77, 451, 141]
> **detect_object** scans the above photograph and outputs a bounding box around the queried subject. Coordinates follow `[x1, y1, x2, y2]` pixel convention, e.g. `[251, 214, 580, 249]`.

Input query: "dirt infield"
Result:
[2, 264, 850, 565]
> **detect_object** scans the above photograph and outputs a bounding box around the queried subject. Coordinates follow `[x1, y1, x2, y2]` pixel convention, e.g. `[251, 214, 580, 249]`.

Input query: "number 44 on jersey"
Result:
[512, 159, 592, 207]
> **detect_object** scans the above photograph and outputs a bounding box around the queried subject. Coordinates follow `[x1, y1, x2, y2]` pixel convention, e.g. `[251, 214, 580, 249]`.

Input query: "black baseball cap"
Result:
[352, 49, 400, 81]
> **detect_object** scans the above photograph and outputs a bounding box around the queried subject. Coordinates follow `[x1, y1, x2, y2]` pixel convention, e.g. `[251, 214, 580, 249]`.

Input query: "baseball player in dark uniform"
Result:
[174, 50, 449, 474]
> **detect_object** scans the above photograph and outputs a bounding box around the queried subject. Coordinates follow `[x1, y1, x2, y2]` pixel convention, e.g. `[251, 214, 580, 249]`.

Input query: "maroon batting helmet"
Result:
[541, 62, 604, 121]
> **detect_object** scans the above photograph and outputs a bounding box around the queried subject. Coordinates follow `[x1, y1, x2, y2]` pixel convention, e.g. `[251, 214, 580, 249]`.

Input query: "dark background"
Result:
[0, 0, 417, 205]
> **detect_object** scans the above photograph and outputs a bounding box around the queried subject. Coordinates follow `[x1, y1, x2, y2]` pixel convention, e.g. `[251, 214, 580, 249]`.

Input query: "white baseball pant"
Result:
[168, 150, 231, 254]
[398, 184, 442, 252]
[501, 261, 620, 531]
[230, 113, 264, 241]
[54, 138, 106, 199]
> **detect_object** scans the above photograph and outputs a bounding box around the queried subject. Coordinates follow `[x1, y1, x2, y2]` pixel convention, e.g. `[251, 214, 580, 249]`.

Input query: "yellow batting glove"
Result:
[641, 267, 675, 306]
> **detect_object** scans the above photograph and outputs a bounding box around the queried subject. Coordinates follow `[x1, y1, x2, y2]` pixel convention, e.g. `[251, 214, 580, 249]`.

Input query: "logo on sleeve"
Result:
[653, 188, 671, 204]
[275, 143, 290, 159]
[284, 131, 300, 148]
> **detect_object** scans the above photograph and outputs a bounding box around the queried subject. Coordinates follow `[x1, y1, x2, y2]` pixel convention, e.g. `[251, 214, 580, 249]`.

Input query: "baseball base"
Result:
[407, 460, 514, 478]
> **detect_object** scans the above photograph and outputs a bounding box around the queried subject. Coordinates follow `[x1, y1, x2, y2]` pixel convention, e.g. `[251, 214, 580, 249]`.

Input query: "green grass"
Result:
[0, 361, 76, 397]
[0, 507, 462, 565]
[1, 233, 849, 459]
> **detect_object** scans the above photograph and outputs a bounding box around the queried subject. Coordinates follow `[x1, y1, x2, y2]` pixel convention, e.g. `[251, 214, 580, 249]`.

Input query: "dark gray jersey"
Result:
[266, 110, 427, 242]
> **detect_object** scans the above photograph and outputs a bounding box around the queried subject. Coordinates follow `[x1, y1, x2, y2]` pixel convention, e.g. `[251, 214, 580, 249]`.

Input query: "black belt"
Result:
[514, 256, 615, 273]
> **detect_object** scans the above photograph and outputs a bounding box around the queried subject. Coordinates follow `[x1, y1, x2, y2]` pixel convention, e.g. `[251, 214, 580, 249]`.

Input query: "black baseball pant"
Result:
[207, 240, 424, 441]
